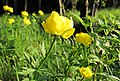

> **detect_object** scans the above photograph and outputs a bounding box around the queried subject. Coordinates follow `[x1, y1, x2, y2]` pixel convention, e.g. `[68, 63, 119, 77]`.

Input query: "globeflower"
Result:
[8, 18, 15, 25]
[79, 66, 93, 78]
[41, 11, 75, 39]
[3, 5, 13, 13]
[3, 5, 9, 11]
[75, 32, 92, 46]
[8, 7, 13, 13]
[38, 10, 44, 16]
[23, 18, 31, 25]
[21, 11, 29, 17]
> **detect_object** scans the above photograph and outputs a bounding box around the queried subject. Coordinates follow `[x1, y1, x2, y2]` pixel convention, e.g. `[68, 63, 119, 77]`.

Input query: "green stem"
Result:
[83, 45, 87, 58]
[93, 62, 100, 81]
[37, 36, 56, 70]
[80, 76, 84, 81]
[16, 68, 20, 81]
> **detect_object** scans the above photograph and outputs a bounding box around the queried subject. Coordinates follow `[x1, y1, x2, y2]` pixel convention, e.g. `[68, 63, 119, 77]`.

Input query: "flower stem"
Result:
[80, 76, 84, 81]
[37, 36, 56, 70]
[93, 62, 100, 81]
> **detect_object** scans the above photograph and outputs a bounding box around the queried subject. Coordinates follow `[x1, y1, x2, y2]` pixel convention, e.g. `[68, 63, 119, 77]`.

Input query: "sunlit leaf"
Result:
[18, 67, 35, 76]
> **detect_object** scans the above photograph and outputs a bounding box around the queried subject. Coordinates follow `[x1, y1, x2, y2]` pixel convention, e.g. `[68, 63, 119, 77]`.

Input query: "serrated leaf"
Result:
[40, 42, 46, 57]
[18, 68, 35, 76]
[88, 54, 102, 64]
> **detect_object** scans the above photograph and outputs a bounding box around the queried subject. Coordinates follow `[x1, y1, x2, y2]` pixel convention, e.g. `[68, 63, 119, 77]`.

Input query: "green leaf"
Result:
[69, 11, 89, 27]
[97, 73, 120, 81]
[38, 74, 50, 81]
[88, 54, 102, 64]
[113, 30, 120, 35]
[22, 78, 29, 81]
[24, 52, 30, 62]
[18, 67, 35, 76]
[40, 42, 46, 57]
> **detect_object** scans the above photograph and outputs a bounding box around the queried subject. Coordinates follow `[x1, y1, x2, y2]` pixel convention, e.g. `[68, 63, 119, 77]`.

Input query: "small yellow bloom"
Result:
[75, 32, 92, 46]
[79, 66, 93, 78]
[3, 5, 13, 13]
[8, 7, 13, 13]
[3, 5, 9, 11]
[21, 11, 29, 17]
[24, 18, 31, 25]
[8, 18, 15, 25]
[42, 11, 75, 39]
[38, 10, 44, 15]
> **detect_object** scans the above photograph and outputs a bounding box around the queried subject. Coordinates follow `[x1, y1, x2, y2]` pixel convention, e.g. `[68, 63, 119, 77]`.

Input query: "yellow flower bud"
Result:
[38, 10, 44, 16]
[21, 11, 29, 17]
[8, 7, 13, 13]
[41, 11, 75, 39]
[75, 32, 92, 46]
[24, 18, 31, 25]
[8, 18, 15, 25]
[79, 66, 94, 78]
[3, 5, 9, 11]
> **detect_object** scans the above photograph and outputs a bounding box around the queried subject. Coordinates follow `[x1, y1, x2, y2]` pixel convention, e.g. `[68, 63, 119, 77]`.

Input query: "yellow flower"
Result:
[24, 18, 31, 25]
[41, 11, 75, 39]
[38, 10, 44, 15]
[3, 5, 13, 13]
[8, 18, 15, 25]
[75, 32, 92, 46]
[3, 5, 9, 11]
[8, 7, 13, 13]
[79, 66, 93, 78]
[21, 11, 29, 17]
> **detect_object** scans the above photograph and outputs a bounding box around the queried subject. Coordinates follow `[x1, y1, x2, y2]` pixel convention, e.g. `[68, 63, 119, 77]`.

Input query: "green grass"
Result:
[0, 9, 120, 81]
[96, 8, 120, 18]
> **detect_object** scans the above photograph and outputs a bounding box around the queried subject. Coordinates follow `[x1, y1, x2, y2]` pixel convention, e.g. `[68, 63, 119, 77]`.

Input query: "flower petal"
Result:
[61, 28, 75, 39]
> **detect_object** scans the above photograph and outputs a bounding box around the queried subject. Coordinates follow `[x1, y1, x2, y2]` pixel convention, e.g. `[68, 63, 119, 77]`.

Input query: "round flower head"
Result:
[8, 7, 13, 13]
[8, 18, 15, 25]
[3, 5, 9, 11]
[24, 18, 31, 25]
[79, 66, 93, 78]
[75, 32, 92, 46]
[42, 11, 75, 39]
[21, 11, 29, 17]
[38, 10, 44, 16]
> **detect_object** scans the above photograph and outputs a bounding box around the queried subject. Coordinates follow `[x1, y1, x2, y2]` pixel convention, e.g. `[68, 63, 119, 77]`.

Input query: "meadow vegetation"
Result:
[0, 7, 120, 81]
